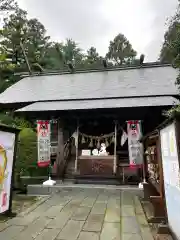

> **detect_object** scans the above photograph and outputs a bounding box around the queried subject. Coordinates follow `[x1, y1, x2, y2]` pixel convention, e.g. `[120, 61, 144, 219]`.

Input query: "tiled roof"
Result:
[0, 64, 178, 104]
[16, 96, 179, 112]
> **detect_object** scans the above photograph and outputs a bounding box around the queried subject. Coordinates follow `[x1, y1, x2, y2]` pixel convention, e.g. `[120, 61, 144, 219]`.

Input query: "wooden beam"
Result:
[74, 120, 79, 172]
[56, 120, 64, 178]
[113, 121, 117, 174]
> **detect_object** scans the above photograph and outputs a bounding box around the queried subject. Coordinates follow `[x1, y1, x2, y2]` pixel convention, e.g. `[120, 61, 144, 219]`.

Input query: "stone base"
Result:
[147, 217, 166, 224]
[43, 177, 56, 186]
[27, 184, 143, 196]
[157, 224, 170, 235]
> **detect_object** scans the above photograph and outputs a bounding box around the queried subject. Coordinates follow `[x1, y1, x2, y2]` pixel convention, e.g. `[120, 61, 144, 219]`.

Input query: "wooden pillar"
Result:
[157, 137, 164, 198]
[56, 119, 64, 179]
[74, 121, 79, 172]
[113, 121, 117, 174]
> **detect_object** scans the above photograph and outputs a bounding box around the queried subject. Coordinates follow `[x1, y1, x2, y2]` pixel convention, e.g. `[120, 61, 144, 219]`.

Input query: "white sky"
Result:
[6, 0, 180, 61]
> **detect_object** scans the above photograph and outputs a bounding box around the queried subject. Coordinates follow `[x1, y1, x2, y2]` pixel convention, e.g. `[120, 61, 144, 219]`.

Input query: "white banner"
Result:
[127, 120, 143, 166]
[121, 131, 128, 146]
[37, 120, 51, 167]
[0, 131, 15, 214]
[160, 122, 180, 239]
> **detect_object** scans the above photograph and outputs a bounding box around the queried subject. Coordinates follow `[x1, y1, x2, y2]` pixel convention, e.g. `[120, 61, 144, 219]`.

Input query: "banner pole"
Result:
[40, 120, 56, 186]
[113, 121, 117, 174]
[139, 120, 146, 183]
[75, 119, 79, 172]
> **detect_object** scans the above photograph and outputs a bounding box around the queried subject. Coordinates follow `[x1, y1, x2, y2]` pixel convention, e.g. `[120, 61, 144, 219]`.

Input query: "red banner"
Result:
[127, 120, 143, 168]
[37, 120, 51, 167]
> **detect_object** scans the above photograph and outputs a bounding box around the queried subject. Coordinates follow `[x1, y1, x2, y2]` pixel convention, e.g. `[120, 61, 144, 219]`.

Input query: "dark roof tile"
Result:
[0, 65, 178, 104]
[16, 96, 179, 112]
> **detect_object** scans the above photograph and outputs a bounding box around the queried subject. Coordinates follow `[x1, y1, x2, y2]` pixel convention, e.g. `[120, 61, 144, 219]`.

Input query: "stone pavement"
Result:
[0, 188, 154, 240]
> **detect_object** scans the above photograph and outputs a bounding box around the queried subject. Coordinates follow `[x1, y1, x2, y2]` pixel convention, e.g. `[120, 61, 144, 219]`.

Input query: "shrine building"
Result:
[0, 63, 178, 184]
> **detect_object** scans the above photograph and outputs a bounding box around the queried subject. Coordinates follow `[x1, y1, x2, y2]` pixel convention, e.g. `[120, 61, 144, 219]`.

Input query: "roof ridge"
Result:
[18, 62, 172, 78]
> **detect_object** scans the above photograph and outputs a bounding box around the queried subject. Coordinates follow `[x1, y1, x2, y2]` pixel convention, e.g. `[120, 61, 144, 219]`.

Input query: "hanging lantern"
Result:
[81, 135, 86, 144]
[97, 138, 100, 149]
[89, 138, 93, 148]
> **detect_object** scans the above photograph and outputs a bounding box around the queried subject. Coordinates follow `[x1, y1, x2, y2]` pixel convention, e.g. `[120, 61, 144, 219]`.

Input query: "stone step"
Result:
[27, 183, 143, 196]
[75, 178, 121, 185]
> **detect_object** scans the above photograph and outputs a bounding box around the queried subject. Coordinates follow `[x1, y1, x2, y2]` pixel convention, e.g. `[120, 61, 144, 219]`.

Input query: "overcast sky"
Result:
[16, 0, 178, 61]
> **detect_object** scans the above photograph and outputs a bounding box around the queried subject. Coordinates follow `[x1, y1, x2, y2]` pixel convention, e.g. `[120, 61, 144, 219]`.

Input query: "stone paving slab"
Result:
[107, 198, 121, 208]
[0, 221, 9, 232]
[13, 217, 52, 240]
[105, 208, 121, 223]
[122, 216, 141, 234]
[87, 213, 104, 222]
[122, 233, 142, 240]
[46, 212, 72, 229]
[78, 231, 100, 240]
[140, 226, 154, 240]
[83, 219, 103, 232]
[80, 197, 96, 207]
[0, 187, 153, 240]
[56, 220, 84, 240]
[91, 202, 107, 214]
[71, 207, 91, 221]
[42, 205, 64, 217]
[121, 206, 136, 217]
[36, 228, 60, 240]
[0, 225, 25, 239]
[7, 212, 40, 226]
[100, 222, 121, 240]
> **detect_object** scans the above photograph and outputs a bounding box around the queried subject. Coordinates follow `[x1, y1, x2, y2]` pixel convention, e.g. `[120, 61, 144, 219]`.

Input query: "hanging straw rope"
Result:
[78, 123, 124, 140]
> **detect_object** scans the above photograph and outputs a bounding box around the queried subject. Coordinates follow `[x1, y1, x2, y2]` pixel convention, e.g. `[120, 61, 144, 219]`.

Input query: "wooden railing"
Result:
[56, 139, 72, 179]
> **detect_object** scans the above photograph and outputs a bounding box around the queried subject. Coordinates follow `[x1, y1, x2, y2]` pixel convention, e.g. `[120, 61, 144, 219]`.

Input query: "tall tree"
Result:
[86, 47, 99, 63]
[160, 2, 180, 117]
[0, 7, 51, 72]
[54, 39, 84, 68]
[0, 0, 17, 11]
[25, 18, 51, 67]
[159, 21, 180, 63]
[0, 52, 16, 92]
[106, 33, 137, 65]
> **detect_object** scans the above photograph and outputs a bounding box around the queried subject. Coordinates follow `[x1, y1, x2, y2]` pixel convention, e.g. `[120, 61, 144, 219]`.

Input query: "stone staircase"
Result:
[63, 156, 75, 181]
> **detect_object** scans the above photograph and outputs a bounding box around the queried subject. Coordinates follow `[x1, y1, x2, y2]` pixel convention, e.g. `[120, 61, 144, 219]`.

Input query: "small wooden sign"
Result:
[81, 150, 91, 156]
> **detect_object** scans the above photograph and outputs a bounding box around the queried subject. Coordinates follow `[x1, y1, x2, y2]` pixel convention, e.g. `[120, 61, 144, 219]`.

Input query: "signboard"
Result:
[127, 120, 143, 166]
[160, 122, 180, 239]
[0, 131, 15, 214]
[82, 150, 91, 156]
[37, 120, 51, 167]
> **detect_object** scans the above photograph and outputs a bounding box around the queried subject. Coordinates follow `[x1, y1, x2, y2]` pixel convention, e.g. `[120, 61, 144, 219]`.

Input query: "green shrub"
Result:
[0, 113, 32, 128]
[15, 128, 48, 180]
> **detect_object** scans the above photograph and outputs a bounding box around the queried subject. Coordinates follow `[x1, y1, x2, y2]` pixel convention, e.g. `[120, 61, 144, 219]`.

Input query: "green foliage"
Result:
[16, 128, 37, 176]
[159, 21, 180, 63]
[16, 128, 48, 177]
[0, 6, 55, 91]
[106, 33, 137, 65]
[0, 113, 47, 182]
[160, 3, 180, 118]
[163, 105, 180, 119]
[0, 112, 32, 128]
[54, 39, 84, 67]
[0, 8, 51, 69]
[0, 0, 17, 11]
[0, 4, 140, 94]
[159, 6, 180, 82]
[86, 47, 99, 63]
